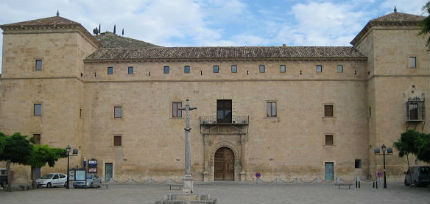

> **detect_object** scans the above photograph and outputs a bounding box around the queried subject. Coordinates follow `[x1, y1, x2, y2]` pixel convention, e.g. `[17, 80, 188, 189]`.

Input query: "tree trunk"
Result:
[6, 160, 11, 192]
[31, 167, 36, 189]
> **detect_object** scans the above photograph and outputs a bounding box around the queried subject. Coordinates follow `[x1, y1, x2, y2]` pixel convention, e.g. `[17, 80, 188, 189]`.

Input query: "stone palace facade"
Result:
[0, 11, 428, 184]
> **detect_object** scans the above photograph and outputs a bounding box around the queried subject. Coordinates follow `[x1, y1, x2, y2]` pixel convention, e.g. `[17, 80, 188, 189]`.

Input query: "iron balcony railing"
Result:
[200, 115, 249, 125]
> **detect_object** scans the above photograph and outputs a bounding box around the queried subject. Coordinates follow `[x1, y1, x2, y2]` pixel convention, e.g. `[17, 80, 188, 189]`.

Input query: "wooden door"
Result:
[214, 147, 234, 181]
[325, 162, 334, 181]
[105, 163, 113, 182]
[217, 100, 232, 123]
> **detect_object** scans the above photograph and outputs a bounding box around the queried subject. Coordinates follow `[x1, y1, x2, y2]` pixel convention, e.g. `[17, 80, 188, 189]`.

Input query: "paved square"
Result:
[0, 182, 429, 204]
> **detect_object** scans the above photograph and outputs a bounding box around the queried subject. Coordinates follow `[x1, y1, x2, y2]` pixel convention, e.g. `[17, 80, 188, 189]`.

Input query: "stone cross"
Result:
[179, 99, 196, 194]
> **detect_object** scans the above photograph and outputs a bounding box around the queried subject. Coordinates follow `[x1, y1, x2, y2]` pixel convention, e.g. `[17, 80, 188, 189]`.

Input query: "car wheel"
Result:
[47, 183, 52, 188]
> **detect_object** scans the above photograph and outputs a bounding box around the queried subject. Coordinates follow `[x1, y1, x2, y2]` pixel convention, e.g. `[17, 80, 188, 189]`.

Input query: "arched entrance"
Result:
[214, 147, 234, 181]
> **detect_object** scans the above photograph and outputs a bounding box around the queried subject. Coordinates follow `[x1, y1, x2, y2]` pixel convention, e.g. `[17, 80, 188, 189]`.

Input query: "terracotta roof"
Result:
[1, 16, 80, 27]
[351, 12, 424, 45]
[85, 46, 366, 62]
[1, 16, 99, 48]
[95, 32, 159, 48]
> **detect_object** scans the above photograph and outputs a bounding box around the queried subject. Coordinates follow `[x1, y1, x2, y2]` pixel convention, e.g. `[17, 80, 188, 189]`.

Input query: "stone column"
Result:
[179, 99, 196, 194]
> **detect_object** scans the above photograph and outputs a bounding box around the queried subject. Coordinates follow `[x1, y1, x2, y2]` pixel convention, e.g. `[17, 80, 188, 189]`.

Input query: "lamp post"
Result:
[374, 144, 393, 189]
[65, 145, 78, 189]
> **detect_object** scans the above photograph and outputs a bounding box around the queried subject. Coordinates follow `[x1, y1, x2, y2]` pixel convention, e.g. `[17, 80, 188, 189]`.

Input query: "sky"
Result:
[0, 0, 428, 72]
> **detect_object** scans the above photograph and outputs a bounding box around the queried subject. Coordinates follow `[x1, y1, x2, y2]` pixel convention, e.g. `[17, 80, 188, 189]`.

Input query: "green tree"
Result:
[0, 132, 6, 155]
[393, 130, 420, 168]
[27, 145, 67, 188]
[419, 1, 430, 46]
[415, 132, 430, 163]
[0, 133, 33, 191]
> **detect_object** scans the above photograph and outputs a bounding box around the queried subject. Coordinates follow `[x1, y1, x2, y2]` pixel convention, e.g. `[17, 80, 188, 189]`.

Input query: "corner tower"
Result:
[352, 11, 430, 179]
[0, 15, 98, 176]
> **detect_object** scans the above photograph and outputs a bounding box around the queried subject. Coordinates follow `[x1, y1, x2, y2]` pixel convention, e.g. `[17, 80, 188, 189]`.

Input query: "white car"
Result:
[36, 173, 67, 188]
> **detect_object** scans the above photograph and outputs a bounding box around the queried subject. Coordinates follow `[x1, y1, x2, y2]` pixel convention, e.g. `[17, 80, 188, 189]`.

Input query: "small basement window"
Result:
[355, 159, 362, 168]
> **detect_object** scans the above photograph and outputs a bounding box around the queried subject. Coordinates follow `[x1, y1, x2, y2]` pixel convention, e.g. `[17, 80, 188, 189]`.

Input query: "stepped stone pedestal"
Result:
[155, 193, 216, 204]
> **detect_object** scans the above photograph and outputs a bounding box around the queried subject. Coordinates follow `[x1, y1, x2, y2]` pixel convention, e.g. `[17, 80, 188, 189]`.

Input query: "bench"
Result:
[169, 184, 182, 190]
[334, 183, 353, 189]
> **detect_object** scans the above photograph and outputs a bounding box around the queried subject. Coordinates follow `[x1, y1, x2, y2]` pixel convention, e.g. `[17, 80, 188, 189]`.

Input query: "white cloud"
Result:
[274, 2, 367, 46]
[381, 0, 428, 15]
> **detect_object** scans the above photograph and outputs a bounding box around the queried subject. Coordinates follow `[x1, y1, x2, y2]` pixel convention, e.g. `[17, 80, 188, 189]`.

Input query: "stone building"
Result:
[0, 11, 428, 184]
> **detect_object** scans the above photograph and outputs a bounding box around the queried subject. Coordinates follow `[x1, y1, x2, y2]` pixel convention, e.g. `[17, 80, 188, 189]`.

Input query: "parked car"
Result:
[36, 173, 67, 188]
[0, 168, 7, 188]
[73, 174, 101, 188]
[404, 166, 430, 187]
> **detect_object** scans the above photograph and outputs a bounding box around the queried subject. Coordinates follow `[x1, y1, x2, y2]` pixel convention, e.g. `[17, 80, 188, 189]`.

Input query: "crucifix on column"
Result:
[179, 99, 197, 194]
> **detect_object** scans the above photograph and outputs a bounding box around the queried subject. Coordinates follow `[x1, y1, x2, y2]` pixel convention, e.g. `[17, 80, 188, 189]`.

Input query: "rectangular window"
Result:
[35, 60, 42, 71]
[33, 134, 41, 145]
[34, 104, 42, 116]
[107, 67, 113, 75]
[184, 65, 190, 73]
[409, 57, 416, 68]
[355, 159, 362, 168]
[316, 65, 323, 72]
[213, 65, 219, 73]
[172, 102, 182, 118]
[128, 66, 133, 74]
[114, 136, 122, 146]
[280, 65, 286, 73]
[324, 104, 334, 117]
[164, 66, 170, 74]
[259, 65, 265, 73]
[114, 106, 122, 118]
[231, 65, 237, 73]
[337, 65, 343, 73]
[325, 135, 334, 145]
[406, 100, 425, 121]
[266, 102, 277, 117]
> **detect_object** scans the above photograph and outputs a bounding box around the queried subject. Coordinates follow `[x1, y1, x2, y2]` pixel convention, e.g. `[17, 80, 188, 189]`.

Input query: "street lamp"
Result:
[65, 145, 78, 189]
[374, 144, 393, 189]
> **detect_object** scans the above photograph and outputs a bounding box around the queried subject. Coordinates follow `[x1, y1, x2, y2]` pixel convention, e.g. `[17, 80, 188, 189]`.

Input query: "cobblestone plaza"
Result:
[0, 183, 429, 204]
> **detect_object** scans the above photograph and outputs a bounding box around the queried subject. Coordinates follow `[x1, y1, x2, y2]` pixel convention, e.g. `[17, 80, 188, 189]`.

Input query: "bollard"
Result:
[376, 181, 378, 189]
[355, 180, 358, 188]
[358, 181, 360, 188]
[372, 181, 375, 188]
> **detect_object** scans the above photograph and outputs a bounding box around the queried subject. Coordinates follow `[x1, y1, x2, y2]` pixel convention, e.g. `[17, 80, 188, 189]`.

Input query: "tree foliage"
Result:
[0, 132, 6, 155]
[0, 133, 33, 165]
[419, 1, 430, 46]
[28, 145, 67, 168]
[394, 130, 430, 163]
[415, 132, 430, 163]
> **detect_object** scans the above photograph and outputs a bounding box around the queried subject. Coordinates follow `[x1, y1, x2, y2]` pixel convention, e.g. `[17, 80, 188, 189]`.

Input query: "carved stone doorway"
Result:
[214, 147, 234, 181]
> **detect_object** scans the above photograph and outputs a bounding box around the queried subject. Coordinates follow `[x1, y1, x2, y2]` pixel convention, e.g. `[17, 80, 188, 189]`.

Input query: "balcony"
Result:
[200, 115, 249, 126]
